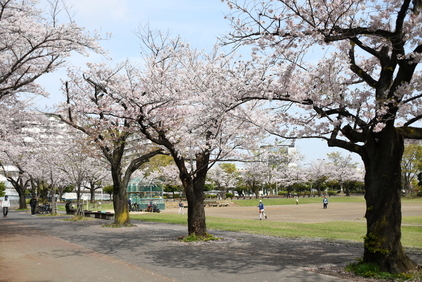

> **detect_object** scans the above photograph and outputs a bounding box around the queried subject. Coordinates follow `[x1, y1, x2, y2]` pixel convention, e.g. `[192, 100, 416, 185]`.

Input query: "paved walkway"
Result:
[0, 202, 420, 282]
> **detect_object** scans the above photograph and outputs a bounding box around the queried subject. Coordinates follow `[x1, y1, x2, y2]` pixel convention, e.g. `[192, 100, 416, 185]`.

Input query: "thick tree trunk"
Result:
[185, 179, 206, 236]
[90, 187, 96, 203]
[179, 153, 208, 237]
[111, 168, 130, 225]
[9, 178, 28, 209]
[362, 127, 417, 273]
[15, 181, 27, 209]
[113, 186, 129, 225]
[109, 148, 164, 225]
[18, 194, 27, 209]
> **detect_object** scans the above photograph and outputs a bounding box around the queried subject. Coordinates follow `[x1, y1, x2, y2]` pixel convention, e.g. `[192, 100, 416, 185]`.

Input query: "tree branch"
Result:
[396, 126, 422, 139]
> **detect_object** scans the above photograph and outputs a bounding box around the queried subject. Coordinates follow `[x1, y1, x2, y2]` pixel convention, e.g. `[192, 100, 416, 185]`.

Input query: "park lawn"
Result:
[232, 196, 367, 207]
[401, 225, 422, 249]
[231, 196, 421, 207]
[130, 213, 422, 249]
[57, 196, 418, 210]
[402, 216, 422, 225]
[402, 197, 422, 204]
[65, 197, 421, 248]
[56, 202, 114, 211]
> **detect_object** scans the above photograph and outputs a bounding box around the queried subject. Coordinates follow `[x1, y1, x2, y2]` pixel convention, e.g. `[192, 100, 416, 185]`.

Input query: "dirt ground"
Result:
[163, 201, 422, 224]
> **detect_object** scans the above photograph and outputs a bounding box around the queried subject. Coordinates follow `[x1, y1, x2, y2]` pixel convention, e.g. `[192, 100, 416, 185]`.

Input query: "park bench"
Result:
[206, 201, 219, 207]
[66, 208, 77, 215]
[83, 210, 97, 218]
[99, 212, 114, 220]
[218, 202, 230, 207]
[83, 210, 115, 220]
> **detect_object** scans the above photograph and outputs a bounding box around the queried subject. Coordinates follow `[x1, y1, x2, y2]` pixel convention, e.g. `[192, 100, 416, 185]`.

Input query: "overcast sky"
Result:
[35, 0, 363, 166]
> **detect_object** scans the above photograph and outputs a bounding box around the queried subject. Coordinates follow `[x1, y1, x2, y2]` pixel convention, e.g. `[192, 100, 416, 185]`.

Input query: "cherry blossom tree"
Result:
[0, 153, 31, 209]
[326, 152, 363, 195]
[0, 109, 29, 208]
[207, 163, 239, 198]
[28, 150, 67, 214]
[268, 151, 305, 194]
[83, 160, 110, 203]
[0, 0, 101, 102]
[238, 162, 268, 198]
[136, 39, 271, 235]
[55, 63, 165, 225]
[0, 103, 48, 208]
[277, 164, 308, 194]
[0, 0, 101, 208]
[95, 30, 268, 236]
[21, 113, 78, 214]
[54, 140, 107, 211]
[304, 159, 332, 195]
[137, 155, 182, 198]
[222, 0, 421, 273]
[254, 144, 300, 194]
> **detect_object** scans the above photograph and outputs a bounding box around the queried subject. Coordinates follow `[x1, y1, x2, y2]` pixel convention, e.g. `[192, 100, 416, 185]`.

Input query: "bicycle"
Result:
[36, 204, 52, 214]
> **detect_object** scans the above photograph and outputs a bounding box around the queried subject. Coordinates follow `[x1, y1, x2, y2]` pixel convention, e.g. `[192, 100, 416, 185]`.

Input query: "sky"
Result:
[35, 0, 363, 166]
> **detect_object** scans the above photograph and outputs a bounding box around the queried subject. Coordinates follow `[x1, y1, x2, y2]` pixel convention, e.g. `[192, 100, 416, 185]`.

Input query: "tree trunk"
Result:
[15, 182, 27, 209]
[178, 153, 208, 237]
[51, 193, 57, 215]
[111, 169, 130, 225]
[18, 196, 26, 209]
[185, 178, 206, 236]
[90, 186, 96, 203]
[362, 126, 417, 273]
[8, 177, 28, 209]
[113, 186, 129, 225]
[75, 183, 83, 216]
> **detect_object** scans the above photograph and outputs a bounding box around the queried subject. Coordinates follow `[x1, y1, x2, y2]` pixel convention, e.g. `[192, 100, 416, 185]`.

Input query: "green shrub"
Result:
[226, 193, 233, 199]
[179, 233, 220, 242]
[345, 260, 419, 280]
[327, 190, 338, 196]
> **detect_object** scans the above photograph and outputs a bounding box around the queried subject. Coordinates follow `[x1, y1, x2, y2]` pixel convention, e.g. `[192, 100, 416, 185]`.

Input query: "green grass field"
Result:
[229, 196, 422, 207]
[129, 196, 422, 249]
[59, 197, 421, 248]
[130, 213, 422, 249]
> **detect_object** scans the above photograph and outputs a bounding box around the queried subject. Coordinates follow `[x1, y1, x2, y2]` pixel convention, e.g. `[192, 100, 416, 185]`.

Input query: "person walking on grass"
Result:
[258, 200, 267, 220]
[2, 195, 10, 217]
[178, 201, 184, 214]
[323, 195, 328, 209]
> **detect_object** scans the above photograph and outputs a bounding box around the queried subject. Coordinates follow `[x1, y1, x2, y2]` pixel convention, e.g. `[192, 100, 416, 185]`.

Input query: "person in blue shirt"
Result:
[178, 201, 184, 214]
[323, 196, 328, 209]
[258, 200, 267, 220]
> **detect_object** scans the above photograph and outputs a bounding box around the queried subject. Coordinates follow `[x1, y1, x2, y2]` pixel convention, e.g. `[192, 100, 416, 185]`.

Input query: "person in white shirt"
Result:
[2, 195, 11, 217]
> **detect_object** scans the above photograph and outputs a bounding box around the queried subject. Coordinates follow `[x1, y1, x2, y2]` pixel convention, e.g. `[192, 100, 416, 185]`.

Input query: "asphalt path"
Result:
[0, 201, 421, 282]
